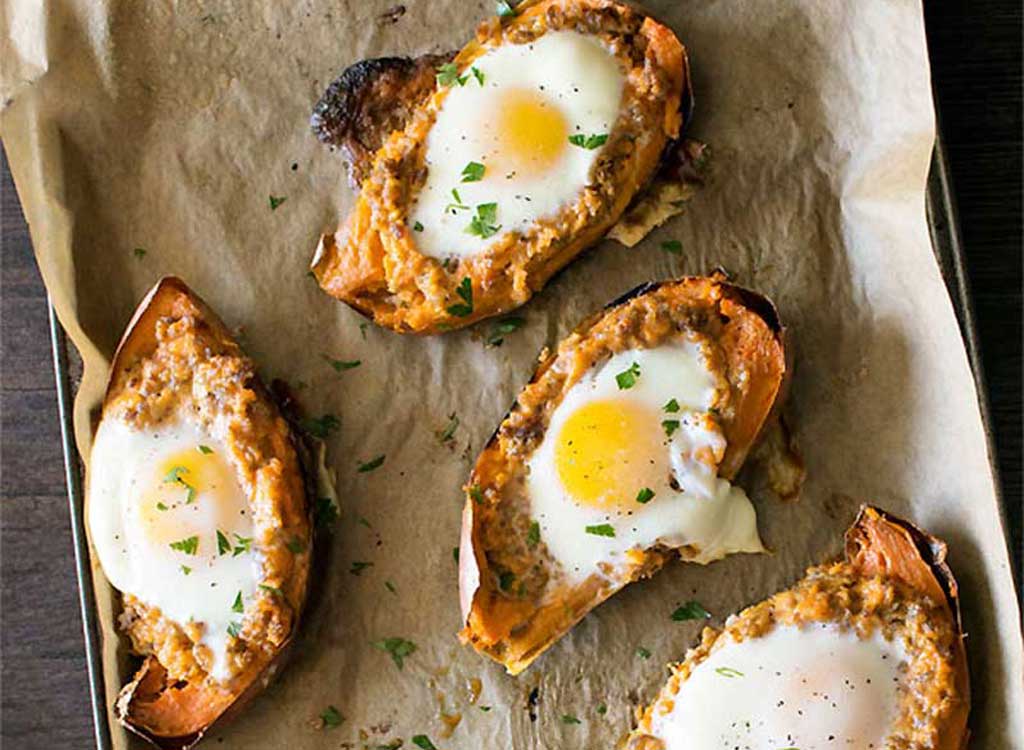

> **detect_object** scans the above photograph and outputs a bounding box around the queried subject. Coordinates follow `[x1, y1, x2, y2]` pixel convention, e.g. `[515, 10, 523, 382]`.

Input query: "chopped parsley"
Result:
[302, 413, 340, 439]
[180, 565, 192, 575]
[561, 714, 581, 725]
[314, 496, 340, 528]
[498, 570, 515, 591]
[636, 487, 655, 504]
[437, 413, 460, 443]
[446, 188, 470, 213]
[526, 520, 541, 548]
[385, 580, 397, 594]
[664, 398, 680, 413]
[163, 466, 196, 504]
[357, 516, 371, 528]
[197, 444, 213, 454]
[320, 705, 344, 728]
[496, 0, 517, 18]
[231, 533, 253, 557]
[169, 536, 199, 555]
[412, 736, 438, 750]
[259, 584, 283, 596]
[285, 536, 306, 554]
[359, 322, 368, 339]
[413, 220, 424, 232]
[471, 66, 485, 86]
[479, 705, 492, 712]
[358, 454, 385, 473]
[715, 666, 744, 678]
[232, 591, 244, 613]
[349, 561, 374, 576]
[436, 62, 467, 87]
[466, 202, 501, 238]
[568, 133, 608, 150]
[132, 247, 147, 260]
[452, 546, 460, 562]
[671, 600, 711, 621]
[269, 195, 287, 210]
[322, 354, 361, 371]
[227, 621, 242, 638]
[615, 362, 641, 389]
[585, 524, 615, 538]
[217, 530, 231, 555]
[447, 276, 474, 317]
[156, 502, 169, 512]
[469, 484, 485, 504]
[662, 419, 680, 437]
[636, 646, 651, 659]
[485, 316, 525, 346]
[372, 637, 417, 669]
[660, 239, 683, 255]
[596, 703, 607, 715]
[461, 161, 485, 182]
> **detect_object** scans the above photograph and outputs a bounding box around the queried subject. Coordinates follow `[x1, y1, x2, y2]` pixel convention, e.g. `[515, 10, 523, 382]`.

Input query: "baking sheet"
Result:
[3, 1, 1023, 748]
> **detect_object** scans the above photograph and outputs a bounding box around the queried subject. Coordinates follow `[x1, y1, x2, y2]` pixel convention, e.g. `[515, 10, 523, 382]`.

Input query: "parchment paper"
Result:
[3, 1, 1022, 747]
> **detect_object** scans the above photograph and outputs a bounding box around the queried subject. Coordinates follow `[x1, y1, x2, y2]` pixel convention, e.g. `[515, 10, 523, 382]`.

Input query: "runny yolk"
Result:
[137, 447, 246, 550]
[493, 88, 568, 175]
[554, 399, 664, 510]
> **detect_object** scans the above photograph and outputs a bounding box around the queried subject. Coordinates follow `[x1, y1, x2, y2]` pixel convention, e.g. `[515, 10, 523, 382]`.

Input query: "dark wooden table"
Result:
[1, 3, 1020, 747]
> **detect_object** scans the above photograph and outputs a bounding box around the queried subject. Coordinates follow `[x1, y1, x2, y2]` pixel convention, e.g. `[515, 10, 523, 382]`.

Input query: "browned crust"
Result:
[845, 506, 970, 750]
[101, 277, 312, 749]
[312, 0, 691, 334]
[311, 52, 454, 187]
[458, 275, 787, 674]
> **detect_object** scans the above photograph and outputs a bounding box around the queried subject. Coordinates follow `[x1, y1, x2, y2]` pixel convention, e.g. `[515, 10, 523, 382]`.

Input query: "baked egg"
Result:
[87, 278, 311, 749]
[459, 276, 787, 674]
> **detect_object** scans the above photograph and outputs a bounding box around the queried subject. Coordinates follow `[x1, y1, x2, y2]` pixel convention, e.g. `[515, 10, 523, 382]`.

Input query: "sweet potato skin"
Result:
[99, 277, 311, 749]
[311, 0, 692, 334]
[458, 275, 787, 674]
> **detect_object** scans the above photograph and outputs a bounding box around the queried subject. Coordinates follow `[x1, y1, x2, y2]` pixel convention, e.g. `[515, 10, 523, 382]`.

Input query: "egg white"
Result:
[525, 340, 763, 582]
[88, 417, 258, 681]
[409, 30, 625, 259]
[649, 623, 908, 749]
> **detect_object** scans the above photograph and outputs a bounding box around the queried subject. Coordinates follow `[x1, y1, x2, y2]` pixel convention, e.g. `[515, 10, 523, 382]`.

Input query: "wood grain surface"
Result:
[2, 3, 1020, 747]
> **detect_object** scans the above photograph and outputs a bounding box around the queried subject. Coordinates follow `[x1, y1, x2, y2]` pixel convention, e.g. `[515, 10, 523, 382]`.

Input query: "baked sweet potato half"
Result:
[458, 275, 787, 674]
[87, 277, 311, 748]
[311, 0, 691, 333]
[627, 506, 970, 749]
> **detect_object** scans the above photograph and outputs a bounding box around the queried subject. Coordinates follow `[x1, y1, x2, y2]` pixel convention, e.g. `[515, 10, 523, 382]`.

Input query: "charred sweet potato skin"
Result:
[312, 0, 690, 334]
[458, 276, 787, 675]
[94, 277, 312, 749]
[627, 507, 970, 750]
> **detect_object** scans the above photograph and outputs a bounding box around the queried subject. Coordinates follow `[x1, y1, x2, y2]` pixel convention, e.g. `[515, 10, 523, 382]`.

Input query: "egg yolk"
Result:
[137, 446, 247, 551]
[554, 399, 664, 510]
[493, 88, 568, 175]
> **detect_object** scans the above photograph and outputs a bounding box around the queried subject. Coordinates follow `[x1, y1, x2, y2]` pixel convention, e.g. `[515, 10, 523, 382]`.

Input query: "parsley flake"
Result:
[568, 133, 608, 150]
[671, 600, 711, 621]
[372, 637, 417, 669]
[445, 188, 470, 213]
[412, 736, 438, 750]
[227, 621, 242, 638]
[526, 520, 541, 547]
[461, 161, 485, 182]
[285, 536, 306, 554]
[314, 497, 339, 528]
[636, 487, 655, 504]
[561, 714, 581, 725]
[662, 419, 680, 437]
[596, 703, 608, 715]
[197, 444, 214, 455]
[660, 239, 683, 255]
[385, 580, 397, 594]
[232, 591, 244, 613]
[132, 247, 147, 260]
[437, 413, 460, 443]
[466, 202, 501, 238]
[447, 276, 474, 317]
[585, 524, 615, 537]
[413, 220, 424, 232]
[320, 705, 344, 729]
[358, 454, 385, 473]
[615, 362, 641, 389]
[156, 502, 169, 512]
[180, 565, 192, 575]
[231, 533, 253, 557]
[469, 484, 485, 504]
[471, 66, 485, 86]
[498, 570, 515, 591]
[636, 646, 651, 659]
[436, 62, 467, 87]
[259, 584, 283, 597]
[485, 316, 525, 346]
[323, 354, 361, 372]
[350, 561, 374, 576]
[664, 398, 680, 413]
[269, 195, 287, 210]
[169, 536, 199, 555]
[715, 666, 744, 678]
[452, 546, 460, 563]
[217, 530, 231, 555]
[302, 413, 340, 439]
